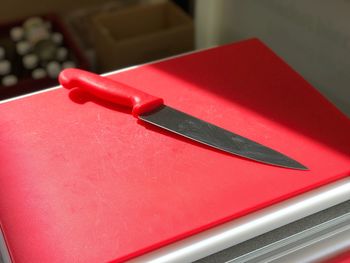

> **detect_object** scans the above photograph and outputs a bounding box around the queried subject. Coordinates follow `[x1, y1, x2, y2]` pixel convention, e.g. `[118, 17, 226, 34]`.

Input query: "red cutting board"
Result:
[0, 39, 349, 263]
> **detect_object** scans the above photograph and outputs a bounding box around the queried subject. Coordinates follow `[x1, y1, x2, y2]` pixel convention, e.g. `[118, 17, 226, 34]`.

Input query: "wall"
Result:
[195, 0, 350, 116]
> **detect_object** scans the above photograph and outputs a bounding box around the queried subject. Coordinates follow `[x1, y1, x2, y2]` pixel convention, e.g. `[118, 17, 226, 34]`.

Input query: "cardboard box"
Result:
[64, 0, 140, 71]
[0, 0, 114, 23]
[92, 1, 194, 71]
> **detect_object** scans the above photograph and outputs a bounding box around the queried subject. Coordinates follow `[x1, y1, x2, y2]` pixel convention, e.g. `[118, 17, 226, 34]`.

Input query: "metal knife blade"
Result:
[59, 68, 308, 170]
[140, 106, 307, 170]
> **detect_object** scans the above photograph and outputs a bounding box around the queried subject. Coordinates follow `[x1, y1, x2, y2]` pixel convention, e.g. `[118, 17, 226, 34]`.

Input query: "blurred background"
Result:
[0, 0, 349, 116]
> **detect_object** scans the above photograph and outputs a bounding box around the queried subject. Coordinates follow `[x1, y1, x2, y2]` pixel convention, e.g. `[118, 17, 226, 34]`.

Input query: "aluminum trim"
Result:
[129, 177, 350, 263]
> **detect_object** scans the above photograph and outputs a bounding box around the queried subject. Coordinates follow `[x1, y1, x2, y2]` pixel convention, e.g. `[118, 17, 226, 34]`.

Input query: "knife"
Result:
[59, 68, 307, 170]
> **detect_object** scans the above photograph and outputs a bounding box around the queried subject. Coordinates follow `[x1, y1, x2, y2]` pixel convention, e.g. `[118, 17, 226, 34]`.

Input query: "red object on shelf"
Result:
[0, 39, 349, 263]
[326, 250, 350, 263]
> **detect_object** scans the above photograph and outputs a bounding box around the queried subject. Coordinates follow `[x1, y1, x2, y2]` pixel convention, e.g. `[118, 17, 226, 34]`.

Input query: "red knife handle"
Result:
[59, 68, 164, 117]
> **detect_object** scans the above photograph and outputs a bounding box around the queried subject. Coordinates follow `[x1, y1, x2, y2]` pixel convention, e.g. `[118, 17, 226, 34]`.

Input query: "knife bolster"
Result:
[131, 97, 164, 117]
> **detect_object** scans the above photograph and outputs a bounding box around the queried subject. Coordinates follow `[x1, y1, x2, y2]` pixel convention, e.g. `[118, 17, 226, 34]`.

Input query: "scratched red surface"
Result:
[0, 39, 349, 262]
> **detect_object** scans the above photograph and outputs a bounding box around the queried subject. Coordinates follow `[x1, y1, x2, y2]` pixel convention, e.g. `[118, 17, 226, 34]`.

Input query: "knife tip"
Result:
[294, 165, 309, 171]
[283, 161, 309, 171]
[268, 154, 308, 171]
